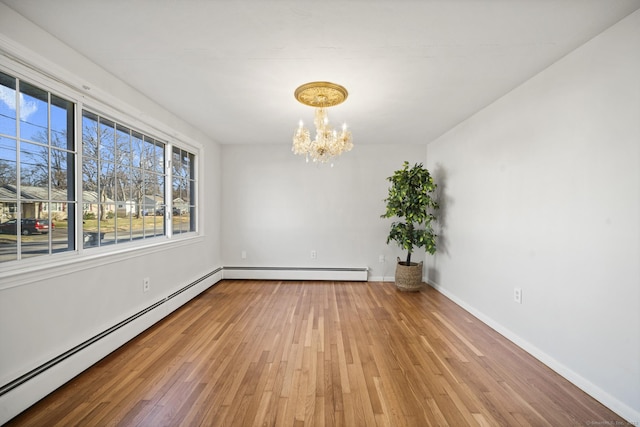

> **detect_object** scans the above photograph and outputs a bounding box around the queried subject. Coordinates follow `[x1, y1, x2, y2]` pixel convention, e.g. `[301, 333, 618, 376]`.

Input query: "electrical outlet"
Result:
[143, 277, 150, 293]
[379, 255, 385, 263]
[514, 288, 522, 304]
[241, 250, 247, 259]
[311, 250, 317, 259]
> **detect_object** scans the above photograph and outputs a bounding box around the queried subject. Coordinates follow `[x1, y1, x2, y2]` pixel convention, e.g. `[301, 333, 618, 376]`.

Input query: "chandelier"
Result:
[292, 81, 353, 164]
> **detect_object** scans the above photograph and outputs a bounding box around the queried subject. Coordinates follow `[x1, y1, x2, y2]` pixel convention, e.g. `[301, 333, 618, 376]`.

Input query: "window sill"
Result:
[0, 233, 203, 291]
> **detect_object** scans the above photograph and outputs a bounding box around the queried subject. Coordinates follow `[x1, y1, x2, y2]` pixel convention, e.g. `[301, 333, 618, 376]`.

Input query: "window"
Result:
[0, 71, 75, 262]
[82, 111, 169, 247]
[171, 147, 196, 234]
[0, 67, 198, 266]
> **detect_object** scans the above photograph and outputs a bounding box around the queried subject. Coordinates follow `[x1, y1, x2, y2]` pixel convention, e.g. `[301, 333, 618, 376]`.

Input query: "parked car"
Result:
[154, 207, 182, 216]
[0, 218, 54, 235]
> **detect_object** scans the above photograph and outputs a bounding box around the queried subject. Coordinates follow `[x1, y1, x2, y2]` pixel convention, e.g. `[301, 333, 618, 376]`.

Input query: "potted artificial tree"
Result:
[381, 161, 439, 291]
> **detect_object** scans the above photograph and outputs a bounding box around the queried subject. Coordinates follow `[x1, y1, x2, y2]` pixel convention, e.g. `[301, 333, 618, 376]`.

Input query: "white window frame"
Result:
[0, 51, 202, 284]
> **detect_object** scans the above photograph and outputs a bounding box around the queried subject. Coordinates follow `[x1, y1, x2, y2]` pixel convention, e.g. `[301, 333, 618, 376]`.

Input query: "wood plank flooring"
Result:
[6, 280, 628, 426]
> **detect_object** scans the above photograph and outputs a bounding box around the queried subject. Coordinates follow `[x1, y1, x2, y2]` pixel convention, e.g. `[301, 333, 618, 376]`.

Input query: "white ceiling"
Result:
[2, 0, 639, 147]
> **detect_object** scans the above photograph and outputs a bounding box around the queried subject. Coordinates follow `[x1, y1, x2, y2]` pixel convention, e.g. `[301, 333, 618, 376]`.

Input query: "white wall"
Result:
[221, 143, 427, 280]
[0, 4, 223, 423]
[426, 11, 640, 421]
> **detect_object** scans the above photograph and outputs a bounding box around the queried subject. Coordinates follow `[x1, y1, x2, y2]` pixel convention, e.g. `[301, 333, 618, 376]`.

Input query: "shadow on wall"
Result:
[428, 163, 450, 285]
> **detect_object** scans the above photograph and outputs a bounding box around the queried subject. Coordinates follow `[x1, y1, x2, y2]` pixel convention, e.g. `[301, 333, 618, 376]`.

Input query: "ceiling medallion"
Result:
[292, 82, 353, 165]
[294, 81, 348, 107]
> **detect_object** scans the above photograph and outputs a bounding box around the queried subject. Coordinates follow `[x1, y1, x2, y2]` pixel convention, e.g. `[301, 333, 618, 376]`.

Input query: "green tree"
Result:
[381, 161, 439, 265]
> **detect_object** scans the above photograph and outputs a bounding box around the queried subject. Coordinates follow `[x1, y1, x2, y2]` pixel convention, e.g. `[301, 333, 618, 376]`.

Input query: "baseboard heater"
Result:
[223, 266, 368, 281]
[0, 268, 222, 399]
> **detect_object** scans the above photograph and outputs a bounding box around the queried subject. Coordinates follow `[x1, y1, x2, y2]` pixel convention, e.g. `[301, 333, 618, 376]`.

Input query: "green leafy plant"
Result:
[381, 161, 439, 265]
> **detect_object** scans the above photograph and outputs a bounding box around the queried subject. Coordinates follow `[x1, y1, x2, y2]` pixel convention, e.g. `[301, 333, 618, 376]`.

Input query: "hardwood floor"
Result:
[7, 280, 627, 426]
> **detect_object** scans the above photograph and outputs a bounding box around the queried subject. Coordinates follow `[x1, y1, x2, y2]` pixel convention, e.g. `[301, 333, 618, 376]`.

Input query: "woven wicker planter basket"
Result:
[394, 257, 423, 292]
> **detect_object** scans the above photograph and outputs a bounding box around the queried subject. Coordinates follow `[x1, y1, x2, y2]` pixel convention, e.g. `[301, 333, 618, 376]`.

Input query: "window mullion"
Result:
[46, 92, 51, 254]
[15, 78, 22, 259]
[76, 102, 84, 252]
[165, 143, 172, 239]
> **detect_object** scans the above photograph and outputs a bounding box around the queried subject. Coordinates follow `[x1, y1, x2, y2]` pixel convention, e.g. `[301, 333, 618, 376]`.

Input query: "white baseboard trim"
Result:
[0, 269, 223, 425]
[223, 266, 368, 282]
[427, 280, 640, 423]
